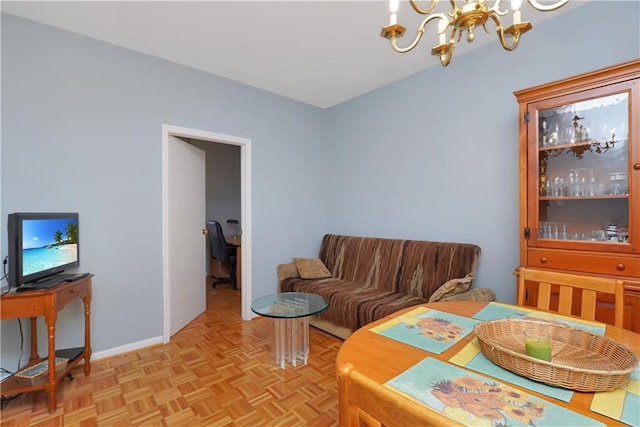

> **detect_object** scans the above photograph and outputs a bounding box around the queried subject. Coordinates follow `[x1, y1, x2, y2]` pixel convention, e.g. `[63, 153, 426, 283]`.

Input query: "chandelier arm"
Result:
[498, 29, 521, 51]
[390, 30, 425, 53]
[453, 26, 462, 43]
[490, 0, 508, 16]
[440, 46, 454, 66]
[491, 14, 520, 51]
[390, 13, 447, 53]
[527, 0, 569, 11]
[448, 0, 461, 17]
[409, 0, 439, 15]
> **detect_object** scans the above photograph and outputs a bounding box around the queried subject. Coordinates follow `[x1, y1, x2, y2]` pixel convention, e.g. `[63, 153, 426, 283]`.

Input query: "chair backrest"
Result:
[206, 220, 232, 263]
[337, 362, 453, 427]
[516, 267, 624, 328]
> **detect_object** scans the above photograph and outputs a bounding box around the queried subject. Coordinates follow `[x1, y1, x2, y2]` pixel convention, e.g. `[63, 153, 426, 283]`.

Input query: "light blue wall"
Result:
[326, 1, 639, 302]
[1, 2, 638, 370]
[1, 13, 328, 369]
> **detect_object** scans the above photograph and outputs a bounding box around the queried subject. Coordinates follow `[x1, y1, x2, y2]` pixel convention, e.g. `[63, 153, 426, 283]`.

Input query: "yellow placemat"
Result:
[369, 306, 429, 333]
[590, 366, 640, 425]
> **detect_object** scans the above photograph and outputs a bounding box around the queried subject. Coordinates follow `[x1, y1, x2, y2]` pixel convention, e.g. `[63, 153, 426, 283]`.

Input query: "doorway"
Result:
[162, 125, 253, 343]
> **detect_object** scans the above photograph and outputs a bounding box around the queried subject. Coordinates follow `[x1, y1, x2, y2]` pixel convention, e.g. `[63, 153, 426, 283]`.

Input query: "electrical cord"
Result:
[1, 394, 21, 409]
[0, 321, 27, 409]
[1, 263, 28, 408]
[1, 368, 21, 408]
[1, 255, 9, 296]
[17, 318, 24, 373]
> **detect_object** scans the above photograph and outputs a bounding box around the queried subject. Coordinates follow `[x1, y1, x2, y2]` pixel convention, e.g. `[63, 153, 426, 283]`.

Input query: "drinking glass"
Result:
[560, 224, 568, 240]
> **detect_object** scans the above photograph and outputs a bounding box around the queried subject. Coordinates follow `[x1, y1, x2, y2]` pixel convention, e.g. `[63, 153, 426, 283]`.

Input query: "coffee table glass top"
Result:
[251, 292, 329, 319]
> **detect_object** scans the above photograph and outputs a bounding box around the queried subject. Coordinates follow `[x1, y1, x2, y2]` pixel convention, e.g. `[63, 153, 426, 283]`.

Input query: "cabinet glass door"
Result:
[529, 88, 631, 251]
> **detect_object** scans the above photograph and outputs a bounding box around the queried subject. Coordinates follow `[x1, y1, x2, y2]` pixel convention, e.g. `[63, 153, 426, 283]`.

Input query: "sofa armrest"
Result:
[439, 287, 496, 302]
[277, 262, 299, 283]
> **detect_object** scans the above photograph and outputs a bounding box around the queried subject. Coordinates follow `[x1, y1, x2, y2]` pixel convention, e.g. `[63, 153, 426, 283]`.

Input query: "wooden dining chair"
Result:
[337, 362, 454, 427]
[516, 267, 625, 328]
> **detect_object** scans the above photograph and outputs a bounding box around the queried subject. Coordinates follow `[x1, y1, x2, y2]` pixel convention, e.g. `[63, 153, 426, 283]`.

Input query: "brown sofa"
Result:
[277, 234, 495, 339]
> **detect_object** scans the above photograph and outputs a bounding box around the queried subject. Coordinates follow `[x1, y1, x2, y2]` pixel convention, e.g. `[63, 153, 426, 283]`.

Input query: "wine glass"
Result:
[569, 169, 578, 196]
[588, 168, 597, 196]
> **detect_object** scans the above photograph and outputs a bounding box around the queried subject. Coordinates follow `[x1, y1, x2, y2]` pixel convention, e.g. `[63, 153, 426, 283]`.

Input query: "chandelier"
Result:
[381, 0, 569, 66]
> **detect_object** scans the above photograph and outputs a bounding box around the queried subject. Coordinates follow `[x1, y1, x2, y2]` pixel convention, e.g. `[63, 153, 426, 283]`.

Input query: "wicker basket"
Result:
[15, 357, 68, 386]
[474, 318, 638, 392]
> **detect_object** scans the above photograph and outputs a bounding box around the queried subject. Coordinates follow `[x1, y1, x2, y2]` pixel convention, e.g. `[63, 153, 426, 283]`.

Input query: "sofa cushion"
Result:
[293, 257, 332, 279]
[440, 287, 496, 302]
[398, 240, 480, 299]
[428, 273, 474, 302]
[318, 234, 405, 293]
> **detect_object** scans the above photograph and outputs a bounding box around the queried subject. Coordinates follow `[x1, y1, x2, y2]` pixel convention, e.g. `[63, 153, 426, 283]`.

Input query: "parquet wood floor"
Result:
[0, 284, 343, 426]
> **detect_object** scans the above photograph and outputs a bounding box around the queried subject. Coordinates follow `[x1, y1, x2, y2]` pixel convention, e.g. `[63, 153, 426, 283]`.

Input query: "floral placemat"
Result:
[387, 357, 605, 426]
[449, 337, 574, 402]
[369, 307, 479, 354]
[473, 302, 606, 336]
[590, 364, 640, 426]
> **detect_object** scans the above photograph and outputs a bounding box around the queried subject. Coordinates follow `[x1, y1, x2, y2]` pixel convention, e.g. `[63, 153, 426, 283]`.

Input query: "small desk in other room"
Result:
[0, 275, 92, 413]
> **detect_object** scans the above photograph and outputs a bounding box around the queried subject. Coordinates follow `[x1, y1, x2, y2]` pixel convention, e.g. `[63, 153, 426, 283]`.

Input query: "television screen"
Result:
[8, 212, 80, 287]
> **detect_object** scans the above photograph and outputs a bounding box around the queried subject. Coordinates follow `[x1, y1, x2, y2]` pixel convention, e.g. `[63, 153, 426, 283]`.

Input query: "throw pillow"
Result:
[428, 273, 474, 303]
[293, 257, 332, 279]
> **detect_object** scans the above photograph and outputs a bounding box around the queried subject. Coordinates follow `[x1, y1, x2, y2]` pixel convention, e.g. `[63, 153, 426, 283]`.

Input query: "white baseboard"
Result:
[91, 336, 164, 361]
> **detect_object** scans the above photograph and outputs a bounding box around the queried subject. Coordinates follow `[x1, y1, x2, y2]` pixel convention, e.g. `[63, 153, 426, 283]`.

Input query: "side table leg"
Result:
[83, 291, 92, 375]
[45, 310, 57, 413]
[290, 317, 297, 367]
[29, 318, 39, 362]
[301, 316, 309, 365]
[274, 318, 285, 369]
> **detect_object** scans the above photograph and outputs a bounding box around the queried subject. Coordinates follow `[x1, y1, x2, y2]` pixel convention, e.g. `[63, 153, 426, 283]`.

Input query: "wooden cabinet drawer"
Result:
[527, 249, 640, 277]
[55, 281, 88, 310]
[0, 298, 45, 318]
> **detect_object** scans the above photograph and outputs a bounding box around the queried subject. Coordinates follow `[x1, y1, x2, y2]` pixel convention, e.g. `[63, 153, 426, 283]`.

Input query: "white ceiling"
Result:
[1, 0, 587, 108]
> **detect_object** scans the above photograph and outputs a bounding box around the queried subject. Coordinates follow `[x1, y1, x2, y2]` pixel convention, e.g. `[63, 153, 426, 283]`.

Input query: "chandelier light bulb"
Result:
[511, 0, 523, 24]
[389, 0, 399, 25]
[438, 19, 447, 45]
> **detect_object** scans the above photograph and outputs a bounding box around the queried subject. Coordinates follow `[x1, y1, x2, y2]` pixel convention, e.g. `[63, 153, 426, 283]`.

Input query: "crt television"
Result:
[7, 212, 80, 287]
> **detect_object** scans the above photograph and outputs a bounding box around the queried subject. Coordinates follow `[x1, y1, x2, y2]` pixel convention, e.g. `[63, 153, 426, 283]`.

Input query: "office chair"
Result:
[206, 220, 238, 289]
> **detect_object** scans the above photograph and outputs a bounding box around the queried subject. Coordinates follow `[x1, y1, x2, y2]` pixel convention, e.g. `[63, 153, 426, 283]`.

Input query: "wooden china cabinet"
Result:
[514, 59, 640, 332]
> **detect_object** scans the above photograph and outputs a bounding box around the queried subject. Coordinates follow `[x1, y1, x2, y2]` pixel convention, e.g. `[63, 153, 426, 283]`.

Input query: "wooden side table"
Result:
[0, 275, 92, 413]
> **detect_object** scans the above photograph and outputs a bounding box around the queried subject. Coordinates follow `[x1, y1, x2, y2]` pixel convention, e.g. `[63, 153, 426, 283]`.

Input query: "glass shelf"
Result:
[540, 195, 628, 201]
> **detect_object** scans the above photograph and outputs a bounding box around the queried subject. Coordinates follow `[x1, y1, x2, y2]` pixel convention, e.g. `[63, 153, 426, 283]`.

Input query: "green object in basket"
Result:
[524, 335, 552, 361]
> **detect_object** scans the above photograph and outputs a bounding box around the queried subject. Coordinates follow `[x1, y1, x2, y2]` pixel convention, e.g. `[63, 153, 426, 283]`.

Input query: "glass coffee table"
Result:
[251, 292, 329, 369]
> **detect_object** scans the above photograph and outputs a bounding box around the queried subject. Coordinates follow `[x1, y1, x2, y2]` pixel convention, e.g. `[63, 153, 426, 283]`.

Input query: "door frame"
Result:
[162, 124, 253, 343]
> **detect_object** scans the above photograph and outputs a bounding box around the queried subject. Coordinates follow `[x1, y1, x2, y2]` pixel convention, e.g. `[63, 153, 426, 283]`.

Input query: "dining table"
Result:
[335, 300, 640, 426]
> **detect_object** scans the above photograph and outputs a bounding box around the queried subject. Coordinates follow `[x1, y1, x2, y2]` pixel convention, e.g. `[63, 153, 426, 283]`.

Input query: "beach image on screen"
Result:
[22, 218, 78, 276]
